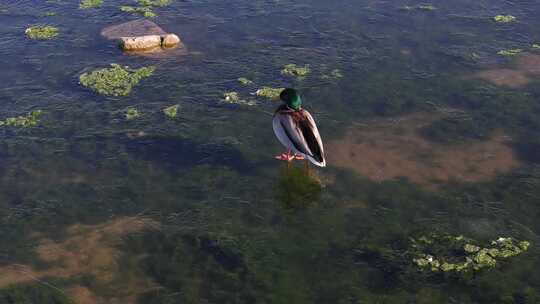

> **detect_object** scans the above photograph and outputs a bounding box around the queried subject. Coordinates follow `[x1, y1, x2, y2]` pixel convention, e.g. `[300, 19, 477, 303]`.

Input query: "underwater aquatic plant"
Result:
[163, 105, 180, 118]
[411, 234, 530, 273]
[120, 0, 170, 17]
[79, 0, 103, 9]
[25, 25, 58, 39]
[0, 110, 42, 128]
[497, 49, 523, 56]
[125, 108, 141, 120]
[281, 64, 310, 77]
[223, 92, 256, 106]
[79, 64, 155, 97]
[120, 6, 156, 18]
[493, 15, 516, 23]
[237, 77, 253, 85]
[255, 87, 284, 99]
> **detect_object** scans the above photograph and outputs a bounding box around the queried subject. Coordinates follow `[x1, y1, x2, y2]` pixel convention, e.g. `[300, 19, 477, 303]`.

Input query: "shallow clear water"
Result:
[1, 0, 540, 303]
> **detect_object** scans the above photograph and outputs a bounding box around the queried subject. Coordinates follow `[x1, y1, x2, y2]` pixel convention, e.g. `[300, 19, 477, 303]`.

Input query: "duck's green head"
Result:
[280, 88, 302, 110]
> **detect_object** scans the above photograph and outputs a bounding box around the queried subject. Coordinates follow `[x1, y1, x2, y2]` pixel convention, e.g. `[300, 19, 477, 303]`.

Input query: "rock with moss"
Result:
[255, 87, 284, 99]
[493, 15, 516, 23]
[410, 234, 530, 274]
[79, 64, 155, 97]
[0, 110, 43, 128]
[80, 0, 103, 9]
[125, 108, 141, 120]
[25, 25, 59, 39]
[497, 49, 522, 56]
[281, 64, 310, 77]
[237, 77, 253, 85]
[163, 104, 180, 118]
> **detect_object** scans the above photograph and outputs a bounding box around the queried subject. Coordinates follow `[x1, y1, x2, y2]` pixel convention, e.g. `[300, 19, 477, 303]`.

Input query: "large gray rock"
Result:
[101, 19, 185, 56]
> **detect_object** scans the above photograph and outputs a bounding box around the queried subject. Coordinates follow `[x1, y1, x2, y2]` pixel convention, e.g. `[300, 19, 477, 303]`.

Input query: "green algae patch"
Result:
[493, 15, 516, 23]
[125, 108, 141, 120]
[411, 234, 530, 273]
[80, 0, 103, 9]
[223, 92, 256, 106]
[79, 64, 155, 97]
[532, 44, 540, 49]
[44, 12, 57, 16]
[255, 87, 284, 99]
[281, 64, 310, 77]
[0, 110, 43, 128]
[120, 0, 170, 17]
[120, 6, 156, 18]
[163, 104, 180, 118]
[497, 49, 523, 56]
[321, 69, 343, 80]
[400, 4, 436, 11]
[25, 25, 58, 40]
[237, 77, 253, 85]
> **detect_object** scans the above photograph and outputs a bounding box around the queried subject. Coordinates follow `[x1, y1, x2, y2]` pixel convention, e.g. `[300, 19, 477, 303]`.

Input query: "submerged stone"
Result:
[493, 15, 516, 23]
[163, 105, 180, 118]
[0, 110, 43, 128]
[79, 64, 155, 97]
[79, 0, 102, 9]
[255, 87, 284, 99]
[25, 25, 58, 39]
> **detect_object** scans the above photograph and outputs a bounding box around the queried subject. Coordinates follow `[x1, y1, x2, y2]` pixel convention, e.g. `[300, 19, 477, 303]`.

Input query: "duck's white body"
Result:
[273, 105, 326, 167]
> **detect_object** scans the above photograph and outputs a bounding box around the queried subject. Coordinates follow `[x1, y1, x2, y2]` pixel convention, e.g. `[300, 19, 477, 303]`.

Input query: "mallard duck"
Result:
[273, 88, 326, 167]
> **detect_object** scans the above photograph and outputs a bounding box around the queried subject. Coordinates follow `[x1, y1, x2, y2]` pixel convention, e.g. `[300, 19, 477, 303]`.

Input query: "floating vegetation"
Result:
[163, 104, 180, 118]
[224, 92, 240, 103]
[281, 64, 310, 77]
[0, 111, 43, 127]
[411, 234, 530, 273]
[44, 12, 56, 16]
[493, 15, 516, 23]
[321, 69, 343, 80]
[79, 64, 155, 97]
[0, 110, 42, 128]
[237, 77, 253, 85]
[79, 0, 103, 9]
[120, 5, 155, 18]
[25, 25, 58, 39]
[125, 108, 141, 120]
[255, 86, 284, 99]
[532, 44, 540, 49]
[120, 0, 171, 17]
[497, 49, 523, 56]
[400, 4, 436, 11]
[223, 92, 256, 106]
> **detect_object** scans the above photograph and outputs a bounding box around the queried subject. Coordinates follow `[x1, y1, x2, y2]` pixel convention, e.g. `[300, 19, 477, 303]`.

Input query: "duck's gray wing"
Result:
[272, 112, 314, 156]
[299, 110, 325, 166]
